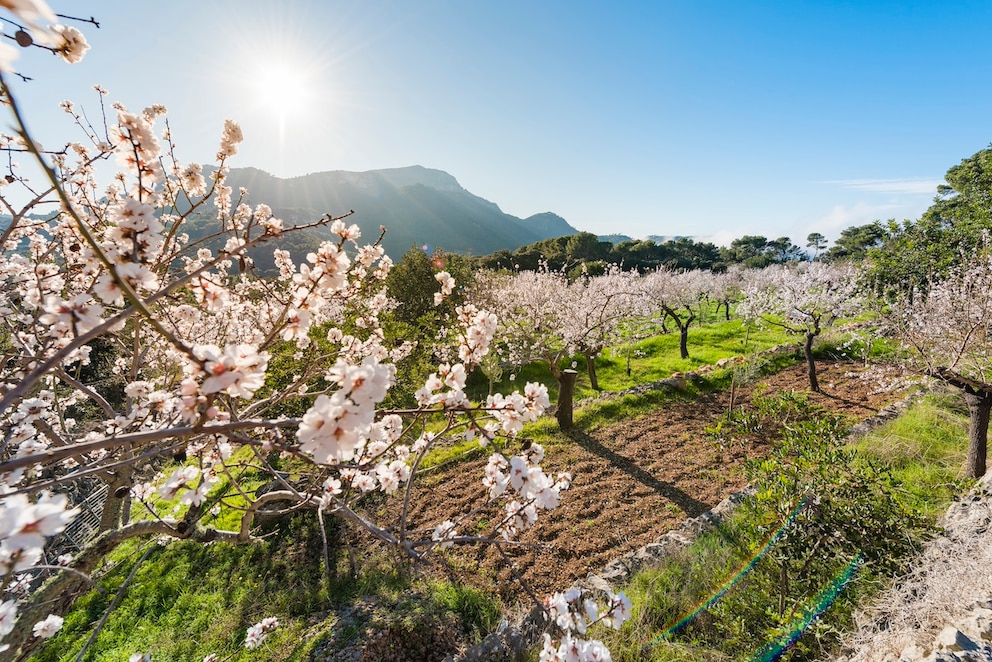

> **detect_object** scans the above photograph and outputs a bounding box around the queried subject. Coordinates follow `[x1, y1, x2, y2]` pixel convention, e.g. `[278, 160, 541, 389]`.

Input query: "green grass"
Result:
[32, 512, 502, 662]
[467, 317, 796, 404]
[850, 388, 972, 518]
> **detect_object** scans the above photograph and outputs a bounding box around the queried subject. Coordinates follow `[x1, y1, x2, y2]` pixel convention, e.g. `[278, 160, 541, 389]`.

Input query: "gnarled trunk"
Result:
[804, 331, 819, 393]
[679, 325, 690, 360]
[963, 391, 991, 478]
[556, 369, 578, 430]
[930, 368, 992, 479]
[585, 353, 599, 391]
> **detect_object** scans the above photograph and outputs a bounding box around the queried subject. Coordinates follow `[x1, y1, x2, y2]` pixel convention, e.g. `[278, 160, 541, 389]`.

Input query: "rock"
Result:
[934, 626, 978, 652]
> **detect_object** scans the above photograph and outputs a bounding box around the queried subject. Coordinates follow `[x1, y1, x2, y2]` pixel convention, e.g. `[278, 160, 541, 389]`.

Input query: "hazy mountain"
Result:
[216, 166, 579, 259]
[524, 212, 577, 239]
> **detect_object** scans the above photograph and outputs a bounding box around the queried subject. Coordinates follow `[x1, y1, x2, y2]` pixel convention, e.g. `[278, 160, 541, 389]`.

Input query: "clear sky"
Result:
[7, 0, 992, 246]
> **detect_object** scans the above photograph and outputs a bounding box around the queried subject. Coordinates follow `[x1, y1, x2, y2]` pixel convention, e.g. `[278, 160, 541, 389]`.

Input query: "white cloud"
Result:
[707, 229, 740, 248]
[824, 177, 943, 195]
[802, 201, 925, 243]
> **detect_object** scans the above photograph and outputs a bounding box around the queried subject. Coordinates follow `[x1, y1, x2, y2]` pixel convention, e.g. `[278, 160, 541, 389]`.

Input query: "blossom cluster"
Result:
[539, 589, 633, 662]
[0, 0, 89, 71]
[483, 441, 571, 540]
[0, 492, 78, 648]
[244, 616, 279, 649]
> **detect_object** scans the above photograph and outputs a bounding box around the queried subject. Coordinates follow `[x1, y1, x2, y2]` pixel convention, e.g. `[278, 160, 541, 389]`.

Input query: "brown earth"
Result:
[384, 360, 913, 608]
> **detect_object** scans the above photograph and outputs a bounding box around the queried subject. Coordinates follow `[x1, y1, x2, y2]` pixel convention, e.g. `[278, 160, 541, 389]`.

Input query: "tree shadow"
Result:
[566, 429, 712, 517]
[817, 389, 870, 409]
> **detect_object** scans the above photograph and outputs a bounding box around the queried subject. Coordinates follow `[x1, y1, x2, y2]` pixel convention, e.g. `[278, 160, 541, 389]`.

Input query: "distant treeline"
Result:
[470, 232, 813, 274]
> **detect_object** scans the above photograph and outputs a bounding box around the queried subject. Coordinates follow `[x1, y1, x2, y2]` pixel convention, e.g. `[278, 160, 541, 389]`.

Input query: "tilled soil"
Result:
[378, 361, 913, 607]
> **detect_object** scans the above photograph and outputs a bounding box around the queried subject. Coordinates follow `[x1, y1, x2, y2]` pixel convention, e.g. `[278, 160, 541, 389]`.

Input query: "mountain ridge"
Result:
[216, 165, 579, 259]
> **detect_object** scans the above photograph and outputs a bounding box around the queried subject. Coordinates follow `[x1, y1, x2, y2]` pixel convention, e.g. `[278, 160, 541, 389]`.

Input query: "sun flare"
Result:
[254, 61, 310, 125]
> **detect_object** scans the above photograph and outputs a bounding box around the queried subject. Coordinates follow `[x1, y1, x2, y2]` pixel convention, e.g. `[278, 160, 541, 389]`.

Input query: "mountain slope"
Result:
[217, 165, 578, 259]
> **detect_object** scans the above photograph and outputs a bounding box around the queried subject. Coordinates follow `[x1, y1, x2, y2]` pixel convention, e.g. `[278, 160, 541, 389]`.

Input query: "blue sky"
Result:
[6, 1, 992, 246]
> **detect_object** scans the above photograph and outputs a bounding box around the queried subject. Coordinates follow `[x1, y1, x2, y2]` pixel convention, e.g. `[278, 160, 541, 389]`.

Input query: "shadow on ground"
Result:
[566, 429, 711, 517]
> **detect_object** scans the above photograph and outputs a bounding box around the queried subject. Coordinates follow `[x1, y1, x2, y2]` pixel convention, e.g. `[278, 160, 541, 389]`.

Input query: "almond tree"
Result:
[472, 267, 579, 427]
[641, 268, 714, 360]
[0, 8, 630, 658]
[739, 262, 861, 392]
[710, 264, 746, 321]
[567, 266, 642, 391]
[473, 265, 641, 426]
[888, 249, 992, 477]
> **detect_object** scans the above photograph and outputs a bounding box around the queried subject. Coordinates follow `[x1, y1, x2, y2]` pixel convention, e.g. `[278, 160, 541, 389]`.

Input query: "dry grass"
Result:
[834, 472, 992, 660]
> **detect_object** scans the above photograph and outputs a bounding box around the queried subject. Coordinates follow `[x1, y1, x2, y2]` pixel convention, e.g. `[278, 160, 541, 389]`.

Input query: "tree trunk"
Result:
[963, 391, 991, 478]
[556, 369, 578, 430]
[585, 353, 599, 391]
[99, 473, 132, 532]
[679, 325, 690, 360]
[804, 332, 819, 393]
[665, 307, 695, 360]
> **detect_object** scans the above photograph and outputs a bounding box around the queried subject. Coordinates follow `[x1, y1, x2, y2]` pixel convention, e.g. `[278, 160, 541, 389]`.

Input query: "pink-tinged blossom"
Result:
[432, 520, 458, 548]
[189, 276, 229, 312]
[244, 616, 278, 649]
[326, 356, 394, 408]
[297, 241, 351, 294]
[351, 473, 377, 493]
[193, 344, 269, 398]
[0, 492, 77, 574]
[0, 0, 57, 70]
[540, 589, 628, 661]
[483, 453, 510, 499]
[605, 592, 632, 629]
[0, 599, 18, 637]
[52, 24, 89, 63]
[434, 270, 455, 305]
[109, 109, 164, 190]
[179, 162, 206, 197]
[217, 119, 243, 159]
[39, 293, 104, 336]
[158, 465, 199, 500]
[330, 219, 361, 241]
[298, 392, 369, 464]
[503, 500, 537, 540]
[179, 471, 218, 507]
[2, 492, 78, 548]
[455, 304, 497, 366]
[32, 613, 64, 639]
[116, 263, 160, 294]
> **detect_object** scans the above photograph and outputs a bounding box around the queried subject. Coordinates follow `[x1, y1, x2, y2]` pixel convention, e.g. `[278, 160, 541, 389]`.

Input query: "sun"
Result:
[254, 61, 310, 127]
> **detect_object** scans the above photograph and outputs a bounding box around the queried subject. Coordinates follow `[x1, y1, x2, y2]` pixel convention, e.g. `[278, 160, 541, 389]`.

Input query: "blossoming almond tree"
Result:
[887, 247, 992, 478]
[738, 262, 861, 392]
[472, 265, 641, 426]
[640, 267, 715, 360]
[566, 266, 642, 391]
[0, 6, 629, 659]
